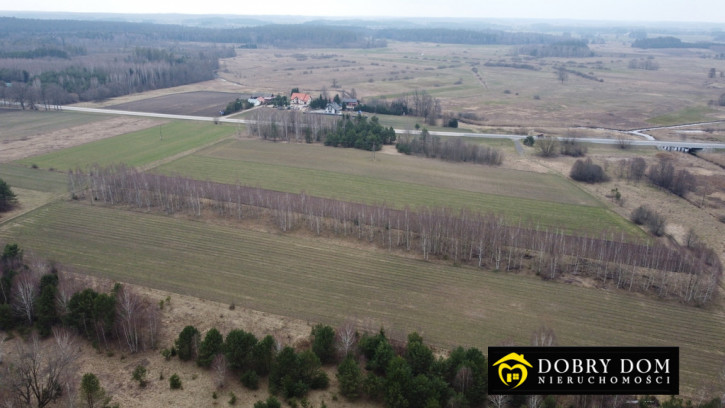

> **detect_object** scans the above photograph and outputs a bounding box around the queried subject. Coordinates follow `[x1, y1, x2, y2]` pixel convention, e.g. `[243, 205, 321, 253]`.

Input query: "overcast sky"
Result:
[1, 0, 724, 23]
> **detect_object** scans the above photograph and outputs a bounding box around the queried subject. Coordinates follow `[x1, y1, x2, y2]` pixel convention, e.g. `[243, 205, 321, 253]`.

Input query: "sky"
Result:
[0, 0, 724, 24]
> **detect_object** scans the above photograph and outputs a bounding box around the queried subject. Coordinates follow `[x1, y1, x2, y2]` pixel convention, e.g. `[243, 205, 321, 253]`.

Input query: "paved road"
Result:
[61, 106, 725, 150]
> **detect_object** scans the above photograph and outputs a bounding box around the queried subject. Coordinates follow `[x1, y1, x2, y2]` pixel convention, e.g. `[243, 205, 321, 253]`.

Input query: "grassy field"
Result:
[0, 163, 69, 193]
[15, 121, 235, 171]
[647, 106, 719, 126]
[218, 41, 725, 129]
[155, 139, 641, 236]
[0, 200, 720, 395]
[0, 109, 107, 142]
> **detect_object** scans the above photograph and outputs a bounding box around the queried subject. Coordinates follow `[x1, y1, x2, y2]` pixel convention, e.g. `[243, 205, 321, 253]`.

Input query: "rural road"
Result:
[61, 106, 725, 150]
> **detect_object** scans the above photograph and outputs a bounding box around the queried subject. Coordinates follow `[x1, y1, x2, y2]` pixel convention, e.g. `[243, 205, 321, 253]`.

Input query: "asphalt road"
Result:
[61, 106, 725, 150]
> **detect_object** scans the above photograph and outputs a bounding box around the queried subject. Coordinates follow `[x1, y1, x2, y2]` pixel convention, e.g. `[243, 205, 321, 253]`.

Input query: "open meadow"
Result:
[220, 41, 725, 130]
[0, 200, 722, 395]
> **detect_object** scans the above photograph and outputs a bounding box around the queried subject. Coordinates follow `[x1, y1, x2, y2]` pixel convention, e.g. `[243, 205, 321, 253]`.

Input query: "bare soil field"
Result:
[107, 91, 240, 117]
[0, 115, 164, 163]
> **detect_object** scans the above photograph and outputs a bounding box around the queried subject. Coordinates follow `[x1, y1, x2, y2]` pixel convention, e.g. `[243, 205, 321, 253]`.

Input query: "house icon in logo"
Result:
[492, 352, 533, 389]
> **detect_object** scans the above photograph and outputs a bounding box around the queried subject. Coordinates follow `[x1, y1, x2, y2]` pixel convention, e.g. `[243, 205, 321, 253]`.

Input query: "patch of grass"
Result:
[16, 121, 235, 171]
[647, 106, 717, 126]
[0, 200, 720, 395]
[155, 140, 640, 236]
[0, 164, 68, 193]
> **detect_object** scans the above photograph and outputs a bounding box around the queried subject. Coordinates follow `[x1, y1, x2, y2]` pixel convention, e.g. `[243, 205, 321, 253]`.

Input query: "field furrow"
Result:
[0, 200, 722, 394]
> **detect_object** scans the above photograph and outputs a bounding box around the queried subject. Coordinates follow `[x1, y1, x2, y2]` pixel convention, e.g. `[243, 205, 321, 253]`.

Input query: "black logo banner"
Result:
[488, 347, 679, 395]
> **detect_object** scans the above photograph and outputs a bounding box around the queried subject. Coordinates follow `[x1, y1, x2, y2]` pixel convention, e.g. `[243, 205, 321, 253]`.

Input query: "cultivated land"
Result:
[16, 121, 235, 170]
[3, 29, 725, 406]
[108, 91, 241, 117]
[0, 200, 722, 396]
[153, 138, 640, 237]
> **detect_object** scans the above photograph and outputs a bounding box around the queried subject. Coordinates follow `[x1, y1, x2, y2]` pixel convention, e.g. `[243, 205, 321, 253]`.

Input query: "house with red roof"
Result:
[290, 92, 312, 106]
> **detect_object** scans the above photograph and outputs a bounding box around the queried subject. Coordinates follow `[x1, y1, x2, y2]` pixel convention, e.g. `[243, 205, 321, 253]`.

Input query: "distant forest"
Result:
[0, 16, 575, 105]
[632, 36, 723, 50]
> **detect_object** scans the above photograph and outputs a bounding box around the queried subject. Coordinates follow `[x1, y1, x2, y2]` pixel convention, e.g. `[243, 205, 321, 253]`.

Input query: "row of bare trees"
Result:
[247, 109, 340, 142]
[70, 165, 721, 304]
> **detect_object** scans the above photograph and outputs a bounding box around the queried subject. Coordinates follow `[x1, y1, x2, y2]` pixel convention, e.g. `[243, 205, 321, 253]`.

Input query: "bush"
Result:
[241, 370, 259, 390]
[559, 138, 587, 157]
[254, 396, 282, 408]
[522, 135, 535, 147]
[228, 391, 237, 405]
[536, 136, 558, 157]
[631, 205, 666, 236]
[132, 365, 148, 387]
[570, 158, 608, 183]
[169, 373, 182, 389]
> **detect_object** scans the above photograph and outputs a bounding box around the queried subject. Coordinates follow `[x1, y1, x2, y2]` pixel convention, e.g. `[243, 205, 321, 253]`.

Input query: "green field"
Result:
[647, 106, 718, 126]
[0, 200, 720, 395]
[155, 139, 641, 237]
[0, 163, 69, 194]
[16, 121, 235, 171]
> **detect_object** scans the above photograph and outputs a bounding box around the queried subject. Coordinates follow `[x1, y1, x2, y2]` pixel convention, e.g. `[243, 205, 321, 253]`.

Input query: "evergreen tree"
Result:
[311, 324, 335, 364]
[0, 178, 17, 212]
[197, 327, 223, 367]
[336, 356, 362, 400]
[175, 325, 200, 361]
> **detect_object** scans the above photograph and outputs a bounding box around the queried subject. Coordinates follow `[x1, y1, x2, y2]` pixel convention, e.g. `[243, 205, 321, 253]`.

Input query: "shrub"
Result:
[570, 158, 608, 183]
[132, 365, 148, 387]
[522, 135, 535, 147]
[536, 136, 558, 157]
[631, 205, 667, 236]
[228, 392, 237, 405]
[241, 370, 259, 390]
[559, 138, 587, 157]
[169, 373, 182, 389]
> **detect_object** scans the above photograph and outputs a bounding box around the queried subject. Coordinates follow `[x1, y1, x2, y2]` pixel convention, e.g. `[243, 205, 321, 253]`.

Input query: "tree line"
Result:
[396, 130, 504, 166]
[70, 165, 721, 305]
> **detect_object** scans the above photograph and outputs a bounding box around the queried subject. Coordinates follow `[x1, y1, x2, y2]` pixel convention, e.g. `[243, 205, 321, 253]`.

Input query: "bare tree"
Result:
[453, 366, 473, 394]
[12, 270, 39, 325]
[531, 325, 557, 347]
[556, 67, 569, 84]
[53, 327, 81, 408]
[488, 394, 510, 408]
[335, 319, 358, 358]
[211, 354, 227, 388]
[4, 333, 78, 408]
[616, 133, 632, 149]
[536, 136, 559, 157]
[527, 395, 543, 408]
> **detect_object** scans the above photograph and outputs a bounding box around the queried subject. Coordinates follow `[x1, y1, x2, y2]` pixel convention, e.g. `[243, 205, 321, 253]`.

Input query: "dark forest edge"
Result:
[67, 165, 721, 305]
